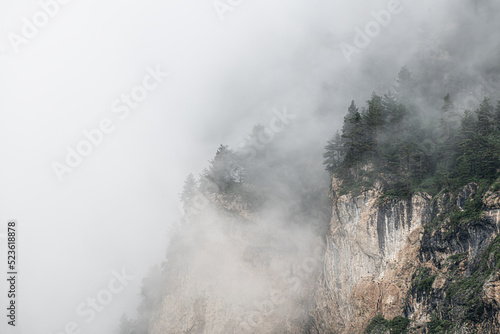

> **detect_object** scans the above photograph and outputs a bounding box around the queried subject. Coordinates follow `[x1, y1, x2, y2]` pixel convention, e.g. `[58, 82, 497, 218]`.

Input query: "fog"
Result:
[0, 0, 498, 333]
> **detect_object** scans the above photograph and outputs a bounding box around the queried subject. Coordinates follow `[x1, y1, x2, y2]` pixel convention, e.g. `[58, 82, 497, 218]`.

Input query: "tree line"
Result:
[324, 84, 500, 197]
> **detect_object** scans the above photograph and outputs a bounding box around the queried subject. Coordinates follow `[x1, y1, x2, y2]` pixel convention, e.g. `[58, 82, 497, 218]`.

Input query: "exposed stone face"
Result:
[310, 179, 432, 333]
[310, 180, 500, 334]
[404, 183, 500, 334]
[483, 271, 500, 309]
[149, 177, 500, 334]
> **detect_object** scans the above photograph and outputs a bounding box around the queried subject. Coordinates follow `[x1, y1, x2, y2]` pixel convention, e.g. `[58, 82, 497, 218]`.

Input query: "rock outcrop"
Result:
[310, 179, 500, 334]
[310, 180, 432, 333]
[147, 177, 500, 333]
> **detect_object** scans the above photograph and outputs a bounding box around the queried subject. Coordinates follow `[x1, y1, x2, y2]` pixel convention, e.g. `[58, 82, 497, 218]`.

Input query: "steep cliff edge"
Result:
[143, 177, 500, 334]
[310, 178, 500, 334]
[311, 178, 432, 333]
[404, 182, 500, 333]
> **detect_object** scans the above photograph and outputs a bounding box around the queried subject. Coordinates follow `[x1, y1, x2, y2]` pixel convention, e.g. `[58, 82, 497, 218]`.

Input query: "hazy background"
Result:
[0, 0, 498, 333]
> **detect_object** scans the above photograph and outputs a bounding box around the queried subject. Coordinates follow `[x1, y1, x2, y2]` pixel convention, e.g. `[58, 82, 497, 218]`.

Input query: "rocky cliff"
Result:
[310, 178, 500, 334]
[146, 177, 500, 333]
[310, 179, 429, 333]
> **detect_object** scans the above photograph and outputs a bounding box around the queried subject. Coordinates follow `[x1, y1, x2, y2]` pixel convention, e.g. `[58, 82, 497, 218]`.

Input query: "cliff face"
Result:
[311, 179, 432, 333]
[404, 183, 500, 333]
[311, 179, 500, 334]
[148, 178, 500, 334]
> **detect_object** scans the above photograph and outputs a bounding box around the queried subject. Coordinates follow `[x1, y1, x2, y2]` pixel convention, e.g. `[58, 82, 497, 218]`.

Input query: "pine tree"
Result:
[442, 93, 453, 112]
[474, 99, 499, 179]
[383, 91, 405, 125]
[201, 145, 243, 193]
[341, 100, 366, 168]
[366, 93, 384, 128]
[475, 97, 494, 136]
[342, 100, 361, 138]
[323, 130, 344, 172]
[396, 65, 413, 100]
[494, 101, 500, 131]
[397, 66, 411, 85]
[364, 93, 384, 156]
[440, 93, 454, 138]
[435, 94, 460, 176]
[180, 173, 198, 210]
[323, 82, 498, 198]
[456, 110, 478, 179]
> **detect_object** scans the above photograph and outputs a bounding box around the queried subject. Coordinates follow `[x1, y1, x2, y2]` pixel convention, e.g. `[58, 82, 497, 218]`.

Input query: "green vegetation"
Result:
[445, 252, 468, 266]
[400, 200, 500, 333]
[389, 316, 411, 334]
[365, 314, 410, 334]
[424, 180, 492, 234]
[200, 144, 244, 194]
[404, 236, 500, 333]
[447, 197, 484, 227]
[322, 66, 500, 333]
[180, 144, 263, 212]
[427, 314, 453, 334]
[323, 67, 500, 199]
[365, 314, 389, 333]
[443, 236, 500, 324]
[410, 267, 436, 295]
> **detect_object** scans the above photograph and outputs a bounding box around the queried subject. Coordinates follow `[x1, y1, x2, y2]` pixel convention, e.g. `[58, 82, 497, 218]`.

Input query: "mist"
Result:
[0, 0, 499, 333]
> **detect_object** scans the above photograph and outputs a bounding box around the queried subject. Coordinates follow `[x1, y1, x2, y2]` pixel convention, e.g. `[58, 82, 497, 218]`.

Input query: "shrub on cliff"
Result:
[365, 314, 410, 334]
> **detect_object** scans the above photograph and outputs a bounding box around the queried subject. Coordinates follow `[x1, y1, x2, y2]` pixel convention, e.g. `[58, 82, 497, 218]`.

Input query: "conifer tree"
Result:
[365, 93, 384, 128]
[383, 91, 405, 125]
[456, 110, 478, 179]
[440, 93, 454, 138]
[201, 145, 243, 193]
[476, 97, 494, 136]
[396, 65, 414, 101]
[342, 100, 366, 168]
[323, 131, 343, 172]
[494, 101, 500, 131]
[180, 173, 198, 210]
[364, 93, 384, 156]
